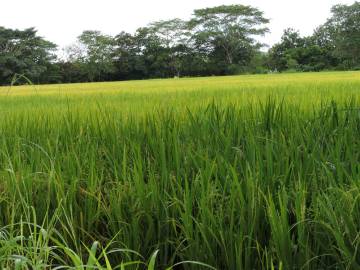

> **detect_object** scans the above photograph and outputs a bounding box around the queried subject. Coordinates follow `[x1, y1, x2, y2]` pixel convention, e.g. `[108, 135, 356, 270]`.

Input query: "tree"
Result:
[113, 31, 147, 80]
[188, 5, 269, 74]
[146, 19, 191, 77]
[133, 26, 170, 78]
[65, 30, 116, 82]
[113, 32, 136, 79]
[321, 2, 360, 68]
[0, 27, 56, 85]
[268, 28, 304, 71]
[268, 28, 337, 72]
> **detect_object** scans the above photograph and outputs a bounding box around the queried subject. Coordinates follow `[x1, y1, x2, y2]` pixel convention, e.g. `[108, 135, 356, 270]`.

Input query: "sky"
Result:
[0, 0, 355, 51]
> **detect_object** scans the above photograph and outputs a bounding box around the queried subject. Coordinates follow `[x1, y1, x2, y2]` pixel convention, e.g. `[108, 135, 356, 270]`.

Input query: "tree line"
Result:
[0, 2, 359, 85]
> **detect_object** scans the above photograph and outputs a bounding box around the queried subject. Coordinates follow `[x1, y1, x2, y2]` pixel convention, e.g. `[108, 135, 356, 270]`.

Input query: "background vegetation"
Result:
[1, 2, 360, 85]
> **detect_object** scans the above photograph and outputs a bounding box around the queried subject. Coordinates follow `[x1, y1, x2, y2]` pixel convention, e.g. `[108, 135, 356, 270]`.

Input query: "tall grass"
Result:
[0, 72, 360, 269]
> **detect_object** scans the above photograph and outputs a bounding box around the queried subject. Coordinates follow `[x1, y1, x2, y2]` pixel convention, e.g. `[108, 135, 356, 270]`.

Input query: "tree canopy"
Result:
[268, 1, 360, 72]
[189, 5, 269, 74]
[0, 27, 56, 85]
[326, 2, 360, 68]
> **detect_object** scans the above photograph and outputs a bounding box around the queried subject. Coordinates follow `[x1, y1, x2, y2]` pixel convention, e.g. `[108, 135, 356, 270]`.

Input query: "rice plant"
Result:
[0, 72, 360, 269]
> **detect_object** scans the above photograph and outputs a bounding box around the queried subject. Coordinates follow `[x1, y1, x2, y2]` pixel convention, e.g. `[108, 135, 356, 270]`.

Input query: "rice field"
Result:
[1, 71, 360, 269]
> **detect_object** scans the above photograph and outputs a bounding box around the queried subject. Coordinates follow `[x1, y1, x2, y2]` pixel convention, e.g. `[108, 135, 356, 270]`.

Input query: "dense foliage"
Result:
[268, 2, 360, 72]
[0, 27, 57, 84]
[0, 2, 359, 85]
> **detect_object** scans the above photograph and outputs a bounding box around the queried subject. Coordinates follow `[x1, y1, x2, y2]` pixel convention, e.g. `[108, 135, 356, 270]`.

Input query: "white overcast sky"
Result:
[0, 0, 355, 50]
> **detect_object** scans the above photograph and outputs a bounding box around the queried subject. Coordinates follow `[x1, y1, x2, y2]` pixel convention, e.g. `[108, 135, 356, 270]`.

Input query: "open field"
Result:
[1, 71, 360, 269]
[1, 72, 360, 115]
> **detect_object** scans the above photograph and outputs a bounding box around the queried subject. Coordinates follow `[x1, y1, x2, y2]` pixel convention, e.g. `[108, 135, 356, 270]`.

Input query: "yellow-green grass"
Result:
[1, 71, 359, 116]
[1, 71, 360, 269]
